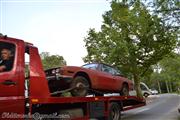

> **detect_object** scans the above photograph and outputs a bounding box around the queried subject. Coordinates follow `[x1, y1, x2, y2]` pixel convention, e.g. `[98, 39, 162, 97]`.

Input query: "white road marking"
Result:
[134, 108, 150, 114]
[122, 107, 150, 119]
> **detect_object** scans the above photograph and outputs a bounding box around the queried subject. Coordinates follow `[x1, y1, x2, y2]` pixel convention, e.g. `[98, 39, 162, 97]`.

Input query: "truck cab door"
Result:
[0, 40, 25, 119]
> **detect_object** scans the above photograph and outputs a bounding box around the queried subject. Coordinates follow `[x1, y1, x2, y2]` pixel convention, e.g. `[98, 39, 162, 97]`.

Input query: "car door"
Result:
[97, 64, 117, 90]
[0, 40, 25, 119]
[112, 68, 125, 90]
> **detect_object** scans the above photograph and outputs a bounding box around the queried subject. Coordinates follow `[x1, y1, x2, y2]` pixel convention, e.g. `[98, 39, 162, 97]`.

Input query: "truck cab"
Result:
[0, 35, 50, 119]
[0, 37, 26, 116]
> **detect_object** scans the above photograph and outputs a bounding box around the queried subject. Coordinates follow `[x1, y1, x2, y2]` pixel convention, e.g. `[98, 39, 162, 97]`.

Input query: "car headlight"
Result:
[55, 68, 60, 73]
[52, 69, 56, 74]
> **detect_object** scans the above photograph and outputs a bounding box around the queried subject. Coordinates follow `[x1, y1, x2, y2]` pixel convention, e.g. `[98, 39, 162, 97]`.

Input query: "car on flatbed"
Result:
[45, 63, 134, 96]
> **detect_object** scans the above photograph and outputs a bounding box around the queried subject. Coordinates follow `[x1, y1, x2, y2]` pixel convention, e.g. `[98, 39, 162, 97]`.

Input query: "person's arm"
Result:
[0, 65, 6, 72]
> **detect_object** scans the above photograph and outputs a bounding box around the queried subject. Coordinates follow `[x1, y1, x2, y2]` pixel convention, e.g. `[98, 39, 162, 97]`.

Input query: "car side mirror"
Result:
[115, 73, 124, 77]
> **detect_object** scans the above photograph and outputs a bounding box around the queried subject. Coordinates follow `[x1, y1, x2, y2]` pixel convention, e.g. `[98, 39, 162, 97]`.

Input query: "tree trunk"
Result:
[169, 81, 172, 93]
[133, 74, 143, 98]
[157, 81, 161, 94]
[165, 80, 170, 93]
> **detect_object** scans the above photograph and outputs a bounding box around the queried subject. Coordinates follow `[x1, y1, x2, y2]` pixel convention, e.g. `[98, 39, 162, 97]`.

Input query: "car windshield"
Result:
[82, 63, 98, 70]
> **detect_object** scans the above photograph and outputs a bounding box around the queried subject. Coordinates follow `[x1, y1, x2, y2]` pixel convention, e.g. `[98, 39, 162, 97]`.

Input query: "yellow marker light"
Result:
[95, 97, 99, 101]
[31, 99, 39, 103]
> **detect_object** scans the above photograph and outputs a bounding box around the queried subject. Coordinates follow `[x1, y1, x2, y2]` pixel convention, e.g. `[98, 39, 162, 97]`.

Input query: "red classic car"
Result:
[45, 63, 133, 96]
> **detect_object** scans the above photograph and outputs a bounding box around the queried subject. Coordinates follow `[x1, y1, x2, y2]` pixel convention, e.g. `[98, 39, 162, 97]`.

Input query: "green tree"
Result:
[40, 52, 66, 70]
[159, 54, 180, 92]
[151, 54, 180, 93]
[152, 0, 180, 29]
[84, 1, 177, 97]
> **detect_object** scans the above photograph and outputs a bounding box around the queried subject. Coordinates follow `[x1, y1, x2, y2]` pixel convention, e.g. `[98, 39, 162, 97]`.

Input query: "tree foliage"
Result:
[160, 54, 180, 91]
[83, 0, 177, 97]
[40, 52, 66, 70]
[152, 0, 180, 29]
[151, 54, 180, 93]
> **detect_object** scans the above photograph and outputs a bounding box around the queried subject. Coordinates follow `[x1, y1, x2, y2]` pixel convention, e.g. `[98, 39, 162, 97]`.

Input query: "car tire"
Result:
[108, 102, 121, 120]
[120, 84, 129, 96]
[144, 93, 149, 98]
[71, 76, 90, 97]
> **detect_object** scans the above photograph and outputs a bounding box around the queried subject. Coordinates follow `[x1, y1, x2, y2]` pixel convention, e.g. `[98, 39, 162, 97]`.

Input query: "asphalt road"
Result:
[121, 94, 180, 120]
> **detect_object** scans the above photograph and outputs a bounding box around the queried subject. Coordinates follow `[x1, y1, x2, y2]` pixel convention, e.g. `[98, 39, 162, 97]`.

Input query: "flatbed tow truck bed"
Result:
[30, 95, 146, 120]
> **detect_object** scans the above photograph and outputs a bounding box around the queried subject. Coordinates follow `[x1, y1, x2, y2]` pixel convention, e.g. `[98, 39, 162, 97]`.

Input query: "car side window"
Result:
[82, 63, 98, 70]
[112, 68, 118, 75]
[0, 41, 15, 73]
[101, 64, 114, 75]
[140, 84, 147, 90]
[113, 68, 123, 76]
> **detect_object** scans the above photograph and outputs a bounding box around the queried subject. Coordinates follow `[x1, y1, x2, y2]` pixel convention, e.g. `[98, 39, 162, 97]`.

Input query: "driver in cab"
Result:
[0, 48, 14, 72]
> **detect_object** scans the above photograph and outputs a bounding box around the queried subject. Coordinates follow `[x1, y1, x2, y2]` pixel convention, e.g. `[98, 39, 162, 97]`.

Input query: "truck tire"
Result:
[108, 102, 121, 120]
[71, 76, 90, 97]
[120, 84, 129, 96]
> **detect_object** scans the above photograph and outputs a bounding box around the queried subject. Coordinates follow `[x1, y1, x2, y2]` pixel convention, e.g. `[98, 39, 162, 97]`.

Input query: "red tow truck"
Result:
[0, 35, 145, 120]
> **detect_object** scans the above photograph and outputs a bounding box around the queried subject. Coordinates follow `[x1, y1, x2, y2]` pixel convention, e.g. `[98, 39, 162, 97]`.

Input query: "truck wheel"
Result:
[71, 76, 90, 97]
[120, 84, 129, 96]
[108, 102, 121, 120]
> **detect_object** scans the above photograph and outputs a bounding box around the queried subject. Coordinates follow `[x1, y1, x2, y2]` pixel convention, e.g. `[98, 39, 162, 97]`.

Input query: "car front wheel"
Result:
[71, 76, 90, 97]
[143, 93, 149, 98]
[120, 84, 129, 96]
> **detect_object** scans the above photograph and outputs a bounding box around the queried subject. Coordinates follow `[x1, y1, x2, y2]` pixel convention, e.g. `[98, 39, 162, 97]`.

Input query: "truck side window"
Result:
[0, 42, 15, 72]
[25, 53, 30, 98]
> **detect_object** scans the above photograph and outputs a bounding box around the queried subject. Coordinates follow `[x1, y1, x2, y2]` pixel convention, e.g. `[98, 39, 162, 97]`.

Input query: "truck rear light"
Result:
[31, 99, 39, 103]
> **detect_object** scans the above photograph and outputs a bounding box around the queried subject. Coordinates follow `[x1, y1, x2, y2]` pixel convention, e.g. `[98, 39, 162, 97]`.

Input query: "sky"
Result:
[0, 0, 111, 66]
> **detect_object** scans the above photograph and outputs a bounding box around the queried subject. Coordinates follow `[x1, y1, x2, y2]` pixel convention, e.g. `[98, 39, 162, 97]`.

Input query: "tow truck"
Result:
[0, 35, 146, 120]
